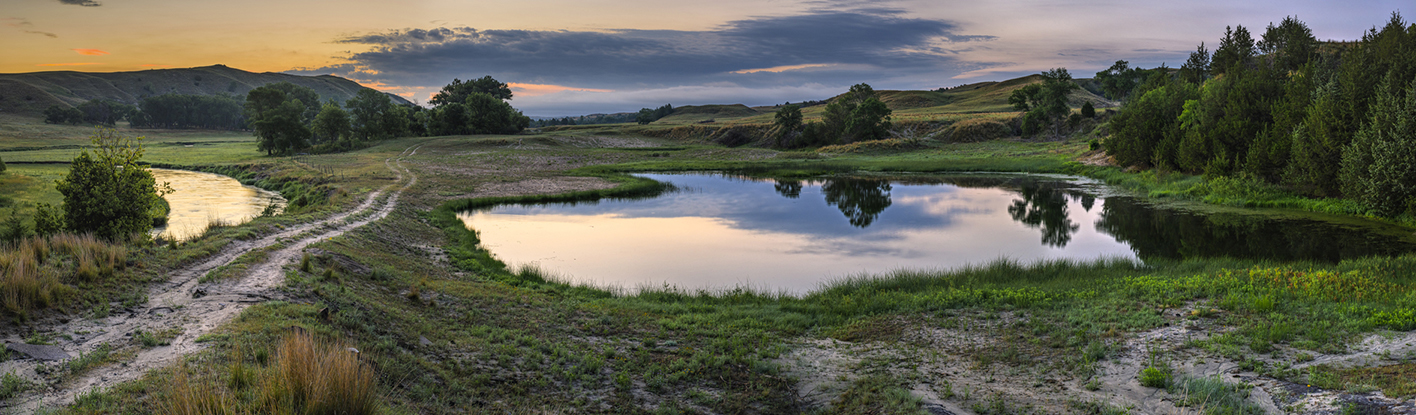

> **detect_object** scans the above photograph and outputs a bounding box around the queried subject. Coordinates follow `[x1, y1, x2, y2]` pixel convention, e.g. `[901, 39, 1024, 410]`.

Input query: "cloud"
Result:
[293, 8, 994, 113]
[56, 0, 101, 6]
[72, 48, 108, 55]
[4, 17, 58, 38]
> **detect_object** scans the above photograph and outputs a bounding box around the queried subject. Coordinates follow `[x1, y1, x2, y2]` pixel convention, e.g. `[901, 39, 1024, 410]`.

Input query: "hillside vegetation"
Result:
[0, 65, 411, 116]
[633, 76, 1111, 128]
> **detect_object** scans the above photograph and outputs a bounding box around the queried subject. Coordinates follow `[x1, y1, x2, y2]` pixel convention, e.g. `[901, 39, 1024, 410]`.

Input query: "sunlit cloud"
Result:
[56, 0, 101, 6]
[139, 64, 171, 67]
[72, 48, 109, 56]
[36, 62, 101, 66]
[508, 83, 613, 97]
[729, 64, 836, 74]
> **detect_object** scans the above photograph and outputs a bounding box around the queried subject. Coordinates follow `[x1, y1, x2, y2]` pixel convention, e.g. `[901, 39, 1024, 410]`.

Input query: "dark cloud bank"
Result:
[292, 9, 997, 114]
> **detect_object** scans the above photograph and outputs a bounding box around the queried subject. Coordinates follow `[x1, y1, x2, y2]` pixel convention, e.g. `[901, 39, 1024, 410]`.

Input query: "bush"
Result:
[1140, 366, 1171, 388]
[949, 118, 1013, 142]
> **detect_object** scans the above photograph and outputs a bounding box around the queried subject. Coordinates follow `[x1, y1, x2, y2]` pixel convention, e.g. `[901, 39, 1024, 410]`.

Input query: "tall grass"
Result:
[0, 233, 123, 315]
[275, 331, 377, 415]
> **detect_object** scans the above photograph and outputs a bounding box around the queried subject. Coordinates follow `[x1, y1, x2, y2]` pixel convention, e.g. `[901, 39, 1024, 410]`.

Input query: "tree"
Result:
[0, 155, 6, 174]
[772, 104, 803, 147]
[1341, 76, 1416, 217]
[636, 104, 673, 124]
[311, 102, 352, 144]
[1095, 61, 1144, 101]
[845, 97, 892, 142]
[1081, 101, 1096, 118]
[54, 129, 170, 240]
[44, 105, 86, 125]
[1178, 43, 1211, 84]
[246, 83, 318, 155]
[346, 89, 401, 140]
[821, 83, 888, 143]
[430, 76, 513, 105]
[1259, 16, 1317, 73]
[1012, 68, 1080, 138]
[1212, 25, 1256, 76]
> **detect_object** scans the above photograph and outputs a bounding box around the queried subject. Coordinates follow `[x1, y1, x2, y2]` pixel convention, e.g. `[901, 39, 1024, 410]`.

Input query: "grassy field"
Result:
[1, 113, 1412, 413]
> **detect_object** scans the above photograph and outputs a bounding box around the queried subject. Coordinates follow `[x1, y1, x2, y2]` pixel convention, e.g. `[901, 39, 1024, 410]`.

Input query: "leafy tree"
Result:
[821, 83, 888, 143]
[346, 89, 406, 140]
[1094, 61, 1144, 101]
[311, 102, 352, 143]
[1211, 25, 1256, 76]
[845, 97, 892, 142]
[1178, 43, 1211, 84]
[772, 104, 803, 147]
[635, 104, 674, 124]
[0, 155, 5, 174]
[1011, 68, 1080, 138]
[1104, 77, 1199, 169]
[1080, 101, 1096, 118]
[54, 129, 170, 240]
[428, 88, 529, 136]
[44, 105, 86, 125]
[131, 94, 244, 130]
[245, 84, 319, 155]
[76, 99, 137, 126]
[430, 76, 513, 106]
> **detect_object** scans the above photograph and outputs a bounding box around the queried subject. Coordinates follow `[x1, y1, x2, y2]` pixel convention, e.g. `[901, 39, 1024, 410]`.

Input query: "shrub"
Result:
[949, 118, 1013, 142]
[1140, 366, 1171, 388]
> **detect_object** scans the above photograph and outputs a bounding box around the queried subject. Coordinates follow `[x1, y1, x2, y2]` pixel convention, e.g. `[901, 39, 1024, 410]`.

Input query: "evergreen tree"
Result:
[1212, 25, 1256, 76]
[1341, 76, 1416, 216]
[1178, 43, 1211, 84]
[1259, 16, 1318, 73]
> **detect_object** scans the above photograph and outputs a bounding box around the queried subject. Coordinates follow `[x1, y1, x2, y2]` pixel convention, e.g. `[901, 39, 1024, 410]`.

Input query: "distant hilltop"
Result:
[0, 64, 413, 116]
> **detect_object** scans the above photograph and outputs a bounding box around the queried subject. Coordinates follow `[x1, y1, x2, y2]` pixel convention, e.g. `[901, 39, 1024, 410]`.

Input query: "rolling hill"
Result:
[0, 65, 412, 116]
[642, 74, 1115, 126]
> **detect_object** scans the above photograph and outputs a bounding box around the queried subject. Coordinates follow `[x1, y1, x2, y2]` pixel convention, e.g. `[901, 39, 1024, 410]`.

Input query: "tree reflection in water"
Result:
[774, 180, 803, 199]
[1006, 184, 1082, 247]
[821, 178, 893, 228]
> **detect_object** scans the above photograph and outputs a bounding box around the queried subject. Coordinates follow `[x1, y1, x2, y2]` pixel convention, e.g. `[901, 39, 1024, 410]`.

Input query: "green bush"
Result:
[1140, 366, 1171, 388]
[949, 118, 1013, 142]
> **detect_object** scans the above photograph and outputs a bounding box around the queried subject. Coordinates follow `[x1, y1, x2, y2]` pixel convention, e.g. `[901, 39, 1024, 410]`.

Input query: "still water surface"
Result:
[151, 168, 285, 241]
[459, 173, 1415, 293]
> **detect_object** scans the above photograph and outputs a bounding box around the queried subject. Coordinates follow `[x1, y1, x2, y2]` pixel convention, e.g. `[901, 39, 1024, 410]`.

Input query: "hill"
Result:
[640, 74, 1115, 126]
[0, 65, 413, 116]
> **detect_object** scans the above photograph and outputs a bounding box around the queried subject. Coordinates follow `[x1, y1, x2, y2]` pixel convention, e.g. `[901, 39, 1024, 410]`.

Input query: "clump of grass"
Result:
[273, 331, 377, 415]
[1171, 376, 1263, 415]
[828, 375, 928, 415]
[299, 253, 312, 273]
[165, 365, 232, 415]
[0, 372, 33, 400]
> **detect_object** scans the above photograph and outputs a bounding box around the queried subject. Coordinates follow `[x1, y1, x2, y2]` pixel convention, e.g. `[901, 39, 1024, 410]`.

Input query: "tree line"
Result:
[770, 83, 893, 148]
[43, 76, 531, 155]
[1104, 12, 1416, 217]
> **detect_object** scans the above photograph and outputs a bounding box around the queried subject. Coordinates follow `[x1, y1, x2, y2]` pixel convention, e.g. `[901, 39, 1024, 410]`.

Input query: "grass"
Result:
[0, 233, 131, 317]
[4, 115, 1410, 412]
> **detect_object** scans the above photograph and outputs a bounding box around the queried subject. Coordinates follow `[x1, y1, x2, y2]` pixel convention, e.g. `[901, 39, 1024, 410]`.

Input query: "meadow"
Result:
[1, 112, 1413, 414]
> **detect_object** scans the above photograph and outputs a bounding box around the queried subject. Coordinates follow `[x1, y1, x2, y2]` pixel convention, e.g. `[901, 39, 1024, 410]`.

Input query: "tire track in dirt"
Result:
[1, 145, 421, 412]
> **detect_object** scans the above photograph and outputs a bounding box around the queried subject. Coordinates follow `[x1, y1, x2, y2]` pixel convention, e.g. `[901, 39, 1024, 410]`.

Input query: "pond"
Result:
[457, 173, 1416, 294]
[151, 168, 286, 241]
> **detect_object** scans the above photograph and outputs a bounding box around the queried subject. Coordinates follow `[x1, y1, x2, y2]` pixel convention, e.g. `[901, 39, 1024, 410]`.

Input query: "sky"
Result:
[2, 0, 1407, 116]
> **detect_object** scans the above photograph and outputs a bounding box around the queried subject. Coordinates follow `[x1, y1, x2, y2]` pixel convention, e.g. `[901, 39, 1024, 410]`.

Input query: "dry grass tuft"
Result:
[276, 331, 377, 415]
[164, 365, 234, 415]
[0, 233, 125, 316]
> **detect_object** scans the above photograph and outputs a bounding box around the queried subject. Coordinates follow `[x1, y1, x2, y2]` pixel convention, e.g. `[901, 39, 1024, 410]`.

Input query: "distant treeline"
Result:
[530, 113, 639, 127]
[43, 76, 531, 155]
[1104, 12, 1416, 217]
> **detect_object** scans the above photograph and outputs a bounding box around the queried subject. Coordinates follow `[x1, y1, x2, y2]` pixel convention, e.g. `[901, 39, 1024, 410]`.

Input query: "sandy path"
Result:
[0, 145, 421, 412]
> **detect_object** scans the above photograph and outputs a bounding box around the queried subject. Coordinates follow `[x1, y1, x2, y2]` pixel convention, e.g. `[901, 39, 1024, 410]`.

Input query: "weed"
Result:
[275, 331, 377, 415]
[0, 372, 33, 400]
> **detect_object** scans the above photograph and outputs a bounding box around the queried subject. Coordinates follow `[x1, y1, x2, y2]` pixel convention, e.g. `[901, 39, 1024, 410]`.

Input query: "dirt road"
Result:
[0, 145, 421, 412]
